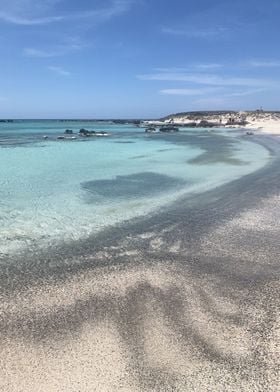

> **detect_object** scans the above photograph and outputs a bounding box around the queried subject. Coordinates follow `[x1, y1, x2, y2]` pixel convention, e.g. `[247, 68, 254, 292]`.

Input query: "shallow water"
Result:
[0, 121, 270, 256]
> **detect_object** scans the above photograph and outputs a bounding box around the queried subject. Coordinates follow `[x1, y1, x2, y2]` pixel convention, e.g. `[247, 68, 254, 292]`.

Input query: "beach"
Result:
[154, 110, 280, 136]
[1, 0, 280, 388]
[0, 128, 279, 391]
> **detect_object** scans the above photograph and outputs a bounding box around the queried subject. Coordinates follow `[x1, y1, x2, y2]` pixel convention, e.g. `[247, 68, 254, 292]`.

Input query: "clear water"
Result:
[0, 121, 270, 256]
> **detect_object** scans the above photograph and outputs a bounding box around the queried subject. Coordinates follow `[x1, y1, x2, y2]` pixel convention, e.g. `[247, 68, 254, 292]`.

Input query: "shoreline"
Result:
[1, 135, 278, 291]
[0, 129, 269, 260]
[0, 133, 274, 277]
[1, 134, 280, 391]
[146, 110, 280, 136]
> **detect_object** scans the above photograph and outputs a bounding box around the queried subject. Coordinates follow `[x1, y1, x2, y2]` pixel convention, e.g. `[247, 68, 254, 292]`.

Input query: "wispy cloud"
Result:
[138, 72, 276, 88]
[155, 64, 224, 73]
[160, 87, 222, 96]
[0, 0, 64, 25]
[162, 26, 228, 39]
[246, 60, 280, 68]
[195, 63, 224, 70]
[160, 87, 266, 99]
[24, 40, 88, 58]
[77, 0, 136, 23]
[0, 14, 63, 25]
[48, 66, 71, 76]
[226, 88, 266, 97]
[0, 0, 135, 26]
[24, 48, 62, 58]
[139, 66, 278, 102]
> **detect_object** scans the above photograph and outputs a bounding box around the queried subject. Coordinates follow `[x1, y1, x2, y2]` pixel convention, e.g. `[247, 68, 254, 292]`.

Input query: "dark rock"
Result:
[79, 128, 96, 136]
[145, 127, 158, 133]
[183, 122, 197, 128]
[159, 126, 179, 133]
[199, 120, 220, 128]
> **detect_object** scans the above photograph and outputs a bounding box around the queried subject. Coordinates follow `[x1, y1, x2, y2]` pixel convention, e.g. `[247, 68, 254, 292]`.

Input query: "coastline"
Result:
[244, 120, 280, 135]
[146, 110, 280, 136]
[0, 134, 280, 391]
[0, 127, 269, 259]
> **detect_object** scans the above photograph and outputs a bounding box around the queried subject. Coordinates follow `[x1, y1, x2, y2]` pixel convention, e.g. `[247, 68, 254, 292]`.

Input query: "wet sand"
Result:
[0, 135, 279, 391]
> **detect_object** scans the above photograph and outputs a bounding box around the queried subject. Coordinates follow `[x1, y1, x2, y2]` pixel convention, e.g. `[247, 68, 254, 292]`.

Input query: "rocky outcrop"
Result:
[79, 128, 95, 136]
[199, 120, 220, 128]
[79, 129, 110, 137]
[159, 126, 179, 133]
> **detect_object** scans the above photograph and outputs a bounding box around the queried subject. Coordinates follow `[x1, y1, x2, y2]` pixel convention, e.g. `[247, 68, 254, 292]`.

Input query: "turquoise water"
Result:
[0, 121, 270, 256]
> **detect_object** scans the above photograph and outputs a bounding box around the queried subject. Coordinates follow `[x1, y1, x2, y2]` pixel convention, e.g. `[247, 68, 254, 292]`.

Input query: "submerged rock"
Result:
[79, 129, 110, 137]
[145, 127, 159, 133]
[159, 126, 179, 133]
[79, 128, 96, 136]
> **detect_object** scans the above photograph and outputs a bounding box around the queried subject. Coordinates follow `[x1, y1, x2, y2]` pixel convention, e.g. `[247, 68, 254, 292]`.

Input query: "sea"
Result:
[0, 120, 270, 258]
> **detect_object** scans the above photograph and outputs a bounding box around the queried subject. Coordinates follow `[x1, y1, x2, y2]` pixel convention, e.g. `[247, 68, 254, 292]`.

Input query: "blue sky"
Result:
[0, 0, 280, 118]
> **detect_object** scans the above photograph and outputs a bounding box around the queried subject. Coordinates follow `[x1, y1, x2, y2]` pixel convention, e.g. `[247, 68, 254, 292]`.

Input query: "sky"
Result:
[0, 0, 280, 118]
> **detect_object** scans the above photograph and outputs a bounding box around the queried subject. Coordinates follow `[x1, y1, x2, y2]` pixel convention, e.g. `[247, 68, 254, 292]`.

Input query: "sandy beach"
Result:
[0, 135, 279, 391]
[151, 111, 280, 136]
[244, 118, 280, 135]
[1, 0, 279, 388]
